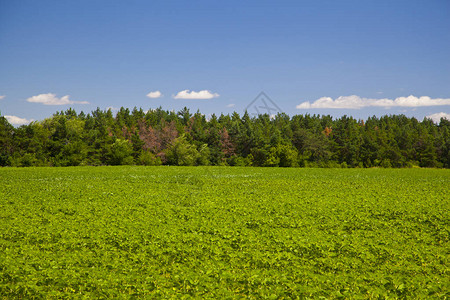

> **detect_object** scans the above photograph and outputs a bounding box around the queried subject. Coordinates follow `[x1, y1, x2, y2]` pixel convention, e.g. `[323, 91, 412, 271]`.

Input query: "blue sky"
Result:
[1, 0, 449, 125]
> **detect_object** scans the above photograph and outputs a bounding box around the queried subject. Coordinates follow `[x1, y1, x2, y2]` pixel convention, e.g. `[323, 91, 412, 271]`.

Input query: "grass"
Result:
[0, 166, 449, 298]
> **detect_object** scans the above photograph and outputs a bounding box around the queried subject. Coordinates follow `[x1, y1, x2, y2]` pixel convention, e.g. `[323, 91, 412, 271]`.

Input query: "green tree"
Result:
[0, 114, 14, 166]
[165, 135, 200, 166]
[108, 139, 134, 165]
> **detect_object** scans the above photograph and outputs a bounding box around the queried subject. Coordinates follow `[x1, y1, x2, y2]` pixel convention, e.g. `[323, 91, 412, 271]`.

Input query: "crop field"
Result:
[0, 167, 449, 298]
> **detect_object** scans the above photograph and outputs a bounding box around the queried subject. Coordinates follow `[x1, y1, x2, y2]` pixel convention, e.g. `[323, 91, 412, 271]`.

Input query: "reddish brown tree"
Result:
[219, 127, 235, 158]
[322, 126, 332, 137]
[138, 119, 179, 162]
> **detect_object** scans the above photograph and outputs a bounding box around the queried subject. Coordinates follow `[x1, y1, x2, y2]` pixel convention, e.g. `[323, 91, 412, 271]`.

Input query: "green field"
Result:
[0, 167, 449, 298]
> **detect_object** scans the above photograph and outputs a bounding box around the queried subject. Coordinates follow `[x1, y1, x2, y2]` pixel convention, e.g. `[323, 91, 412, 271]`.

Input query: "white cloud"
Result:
[146, 91, 162, 98]
[27, 93, 89, 105]
[0, 95, 5, 100]
[174, 90, 219, 99]
[106, 106, 119, 111]
[226, 103, 235, 108]
[296, 95, 450, 109]
[426, 112, 450, 123]
[5, 115, 33, 125]
[143, 108, 156, 114]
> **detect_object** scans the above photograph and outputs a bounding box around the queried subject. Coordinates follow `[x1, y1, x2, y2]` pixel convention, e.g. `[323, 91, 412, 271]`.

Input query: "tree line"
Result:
[0, 107, 449, 168]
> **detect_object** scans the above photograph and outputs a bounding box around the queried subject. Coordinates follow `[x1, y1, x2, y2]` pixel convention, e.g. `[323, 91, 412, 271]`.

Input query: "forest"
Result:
[0, 107, 449, 168]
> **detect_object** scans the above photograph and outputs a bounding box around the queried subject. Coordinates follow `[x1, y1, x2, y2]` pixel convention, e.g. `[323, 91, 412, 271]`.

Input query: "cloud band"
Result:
[297, 95, 450, 109]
